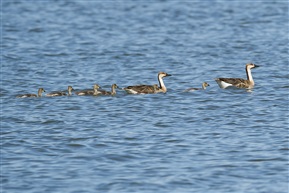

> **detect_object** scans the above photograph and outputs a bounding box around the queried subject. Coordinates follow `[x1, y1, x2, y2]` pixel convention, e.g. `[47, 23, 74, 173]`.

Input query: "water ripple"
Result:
[2, 1, 288, 193]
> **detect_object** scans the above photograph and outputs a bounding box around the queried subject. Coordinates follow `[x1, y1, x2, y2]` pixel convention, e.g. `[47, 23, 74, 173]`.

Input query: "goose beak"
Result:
[254, 64, 260, 68]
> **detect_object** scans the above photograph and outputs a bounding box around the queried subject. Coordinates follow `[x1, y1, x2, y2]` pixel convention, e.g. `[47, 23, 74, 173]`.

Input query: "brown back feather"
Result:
[218, 78, 250, 88]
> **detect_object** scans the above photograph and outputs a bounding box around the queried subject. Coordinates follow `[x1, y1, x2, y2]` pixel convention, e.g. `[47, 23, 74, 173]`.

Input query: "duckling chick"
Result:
[98, 84, 118, 96]
[16, 88, 45, 98]
[46, 86, 74, 97]
[75, 84, 101, 96]
[184, 82, 210, 92]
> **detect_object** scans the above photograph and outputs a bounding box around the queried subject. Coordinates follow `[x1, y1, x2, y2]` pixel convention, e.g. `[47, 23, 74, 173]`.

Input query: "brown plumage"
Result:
[75, 84, 101, 96]
[215, 78, 251, 88]
[215, 63, 259, 89]
[98, 84, 118, 96]
[16, 88, 45, 98]
[184, 82, 210, 92]
[124, 72, 171, 94]
[46, 86, 74, 97]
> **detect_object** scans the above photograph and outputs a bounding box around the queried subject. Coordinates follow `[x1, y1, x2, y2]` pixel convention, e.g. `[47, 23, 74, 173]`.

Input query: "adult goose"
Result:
[124, 72, 171, 94]
[75, 84, 101, 96]
[16, 88, 45, 98]
[98, 84, 118, 96]
[215, 63, 259, 89]
[184, 82, 210, 92]
[46, 86, 74, 97]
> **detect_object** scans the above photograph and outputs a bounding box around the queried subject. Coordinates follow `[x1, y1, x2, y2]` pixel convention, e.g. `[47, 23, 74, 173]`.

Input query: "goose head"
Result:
[202, 82, 210, 88]
[93, 84, 101, 90]
[246, 63, 259, 69]
[68, 86, 74, 91]
[158, 72, 172, 78]
[112, 84, 118, 89]
[39, 88, 46, 93]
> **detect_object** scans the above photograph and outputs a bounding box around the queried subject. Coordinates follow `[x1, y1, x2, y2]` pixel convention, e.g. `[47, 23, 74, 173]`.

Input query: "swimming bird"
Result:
[215, 63, 259, 89]
[98, 84, 118, 96]
[123, 72, 171, 94]
[75, 84, 101, 96]
[46, 86, 74, 97]
[184, 82, 210, 92]
[16, 88, 45, 98]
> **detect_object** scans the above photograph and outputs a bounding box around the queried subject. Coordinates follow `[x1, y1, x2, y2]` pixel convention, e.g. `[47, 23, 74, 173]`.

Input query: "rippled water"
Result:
[2, 1, 288, 193]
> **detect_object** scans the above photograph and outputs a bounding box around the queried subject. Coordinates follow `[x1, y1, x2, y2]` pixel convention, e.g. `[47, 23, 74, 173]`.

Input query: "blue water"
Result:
[2, 1, 288, 193]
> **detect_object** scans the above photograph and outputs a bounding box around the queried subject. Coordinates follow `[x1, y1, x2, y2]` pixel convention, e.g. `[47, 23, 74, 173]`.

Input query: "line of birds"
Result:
[16, 63, 259, 98]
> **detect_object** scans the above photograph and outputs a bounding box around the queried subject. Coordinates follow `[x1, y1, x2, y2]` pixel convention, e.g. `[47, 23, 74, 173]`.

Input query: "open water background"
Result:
[2, 1, 289, 193]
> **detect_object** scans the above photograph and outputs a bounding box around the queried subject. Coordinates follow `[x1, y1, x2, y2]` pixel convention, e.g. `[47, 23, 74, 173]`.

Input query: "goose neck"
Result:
[111, 86, 116, 95]
[246, 66, 254, 84]
[158, 75, 167, 92]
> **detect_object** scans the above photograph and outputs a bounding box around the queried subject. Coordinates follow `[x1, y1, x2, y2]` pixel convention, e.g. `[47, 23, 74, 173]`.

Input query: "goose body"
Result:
[124, 85, 156, 94]
[124, 72, 171, 94]
[215, 63, 259, 89]
[46, 86, 74, 97]
[184, 82, 210, 92]
[16, 88, 45, 98]
[75, 84, 101, 96]
[142, 84, 159, 94]
[98, 84, 118, 95]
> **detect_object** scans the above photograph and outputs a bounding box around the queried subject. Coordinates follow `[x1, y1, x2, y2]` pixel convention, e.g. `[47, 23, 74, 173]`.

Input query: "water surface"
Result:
[2, 1, 288, 193]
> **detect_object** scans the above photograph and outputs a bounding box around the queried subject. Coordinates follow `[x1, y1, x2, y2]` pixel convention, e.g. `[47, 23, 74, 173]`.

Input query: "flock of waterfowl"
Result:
[16, 63, 259, 98]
